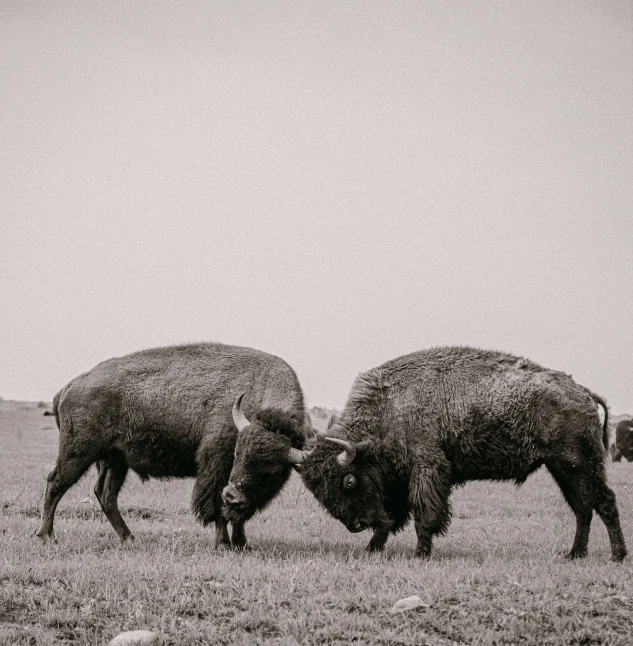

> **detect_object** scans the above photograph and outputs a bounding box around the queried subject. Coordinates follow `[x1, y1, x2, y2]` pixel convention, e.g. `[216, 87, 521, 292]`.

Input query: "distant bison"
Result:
[226, 346, 627, 561]
[36, 343, 306, 549]
[612, 420, 633, 462]
[303, 411, 317, 443]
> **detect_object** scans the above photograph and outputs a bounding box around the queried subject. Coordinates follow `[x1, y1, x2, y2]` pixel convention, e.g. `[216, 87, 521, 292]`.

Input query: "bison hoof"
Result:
[565, 549, 588, 560]
[611, 549, 627, 563]
[232, 542, 251, 552]
[215, 541, 232, 551]
[414, 547, 431, 559]
[366, 543, 385, 553]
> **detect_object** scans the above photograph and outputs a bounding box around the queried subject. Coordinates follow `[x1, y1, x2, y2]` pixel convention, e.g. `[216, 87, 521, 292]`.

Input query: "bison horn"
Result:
[317, 425, 347, 441]
[232, 393, 251, 432]
[325, 437, 357, 467]
[287, 447, 309, 465]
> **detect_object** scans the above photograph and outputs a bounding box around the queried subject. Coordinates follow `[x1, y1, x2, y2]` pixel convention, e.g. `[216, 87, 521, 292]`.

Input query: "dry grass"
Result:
[1, 401, 633, 645]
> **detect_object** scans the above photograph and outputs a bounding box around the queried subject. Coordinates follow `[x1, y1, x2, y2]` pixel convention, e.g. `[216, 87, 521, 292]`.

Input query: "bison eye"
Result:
[343, 474, 357, 490]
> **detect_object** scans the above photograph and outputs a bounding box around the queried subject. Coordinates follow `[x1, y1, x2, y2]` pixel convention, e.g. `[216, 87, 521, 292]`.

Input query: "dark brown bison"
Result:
[612, 420, 633, 462]
[36, 343, 306, 549]
[226, 346, 627, 561]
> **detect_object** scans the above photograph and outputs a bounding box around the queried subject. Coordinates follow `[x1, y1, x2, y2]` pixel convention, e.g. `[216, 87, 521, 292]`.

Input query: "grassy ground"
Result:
[1, 400, 632, 645]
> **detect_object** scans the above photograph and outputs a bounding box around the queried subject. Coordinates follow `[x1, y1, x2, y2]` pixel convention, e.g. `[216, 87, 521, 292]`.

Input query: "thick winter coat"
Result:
[36, 343, 305, 548]
[227, 346, 626, 561]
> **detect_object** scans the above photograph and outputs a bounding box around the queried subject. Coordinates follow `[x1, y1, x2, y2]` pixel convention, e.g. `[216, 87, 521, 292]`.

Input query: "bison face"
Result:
[295, 436, 393, 535]
[223, 396, 305, 522]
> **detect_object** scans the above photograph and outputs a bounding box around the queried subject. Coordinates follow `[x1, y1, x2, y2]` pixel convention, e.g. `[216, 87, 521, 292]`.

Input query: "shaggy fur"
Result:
[36, 342, 305, 549]
[612, 420, 633, 462]
[234, 346, 627, 561]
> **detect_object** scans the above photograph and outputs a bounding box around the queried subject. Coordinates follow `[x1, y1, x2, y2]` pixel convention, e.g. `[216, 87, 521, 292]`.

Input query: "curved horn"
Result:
[288, 447, 309, 465]
[317, 423, 347, 440]
[232, 393, 251, 432]
[325, 437, 357, 467]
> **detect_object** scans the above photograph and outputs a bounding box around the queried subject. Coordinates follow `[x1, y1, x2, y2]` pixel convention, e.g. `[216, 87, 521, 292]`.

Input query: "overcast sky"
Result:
[2, 1, 632, 412]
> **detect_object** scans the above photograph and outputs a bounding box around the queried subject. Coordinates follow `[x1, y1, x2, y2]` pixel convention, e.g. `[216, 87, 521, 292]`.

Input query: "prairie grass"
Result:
[1, 401, 632, 645]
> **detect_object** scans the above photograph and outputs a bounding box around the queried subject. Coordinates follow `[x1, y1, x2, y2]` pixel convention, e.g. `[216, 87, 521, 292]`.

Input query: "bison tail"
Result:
[590, 392, 609, 451]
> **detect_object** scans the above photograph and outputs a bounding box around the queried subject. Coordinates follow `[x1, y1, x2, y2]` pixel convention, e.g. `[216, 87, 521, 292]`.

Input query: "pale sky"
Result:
[2, 1, 632, 412]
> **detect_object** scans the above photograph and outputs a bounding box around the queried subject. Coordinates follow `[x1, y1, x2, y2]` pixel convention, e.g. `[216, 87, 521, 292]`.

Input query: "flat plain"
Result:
[1, 400, 632, 645]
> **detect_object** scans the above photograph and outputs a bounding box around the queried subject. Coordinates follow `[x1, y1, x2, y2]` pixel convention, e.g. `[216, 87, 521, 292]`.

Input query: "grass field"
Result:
[1, 400, 633, 645]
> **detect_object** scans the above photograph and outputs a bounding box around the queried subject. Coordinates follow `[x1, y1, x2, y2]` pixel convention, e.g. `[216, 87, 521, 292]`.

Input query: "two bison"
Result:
[39, 344, 627, 562]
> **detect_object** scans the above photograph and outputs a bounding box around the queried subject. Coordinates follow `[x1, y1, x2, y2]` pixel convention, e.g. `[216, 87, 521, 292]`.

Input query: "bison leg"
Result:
[590, 478, 627, 562]
[230, 520, 249, 549]
[193, 479, 233, 550]
[94, 454, 132, 541]
[367, 527, 390, 552]
[214, 517, 231, 550]
[94, 460, 108, 496]
[193, 431, 234, 550]
[548, 456, 627, 562]
[409, 463, 452, 558]
[546, 463, 593, 559]
[36, 454, 95, 539]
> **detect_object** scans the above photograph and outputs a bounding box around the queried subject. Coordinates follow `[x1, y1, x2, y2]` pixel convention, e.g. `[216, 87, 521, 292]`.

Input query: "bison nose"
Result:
[349, 520, 366, 533]
[222, 484, 247, 508]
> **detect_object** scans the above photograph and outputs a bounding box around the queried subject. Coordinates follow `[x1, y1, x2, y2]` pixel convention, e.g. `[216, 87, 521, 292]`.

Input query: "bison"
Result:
[612, 419, 633, 462]
[225, 346, 627, 561]
[36, 343, 306, 549]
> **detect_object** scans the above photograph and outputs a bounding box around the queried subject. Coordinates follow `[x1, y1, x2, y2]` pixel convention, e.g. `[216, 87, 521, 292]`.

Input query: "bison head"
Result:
[222, 394, 306, 522]
[290, 427, 393, 536]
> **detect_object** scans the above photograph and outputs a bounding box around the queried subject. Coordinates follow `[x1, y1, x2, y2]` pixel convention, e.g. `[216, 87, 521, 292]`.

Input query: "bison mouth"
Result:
[352, 509, 394, 535]
[346, 519, 371, 533]
[348, 523, 368, 533]
[222, 501, 252, 523]
[221, 483, 255, 522]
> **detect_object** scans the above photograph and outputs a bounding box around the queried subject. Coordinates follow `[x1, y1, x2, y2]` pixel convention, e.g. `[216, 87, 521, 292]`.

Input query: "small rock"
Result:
[107, 630, 159, 646]
[390, 595, 429, 613]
